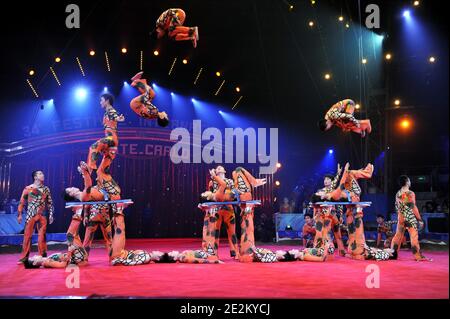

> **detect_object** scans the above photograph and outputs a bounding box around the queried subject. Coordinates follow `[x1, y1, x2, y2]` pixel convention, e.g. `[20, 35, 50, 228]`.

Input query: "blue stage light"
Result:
[75, 88, 87, 100]
[104, 87, 108, 91]
[328, 149, 334, 154]
[191, 98, 195, 102]
[403, 10, 411, 18]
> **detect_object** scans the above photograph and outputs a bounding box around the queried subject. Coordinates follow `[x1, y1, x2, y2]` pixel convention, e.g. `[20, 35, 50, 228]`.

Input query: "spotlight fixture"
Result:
[324, 73, 331, 80]
[29, 70, 35, 76]
[338, 16, 344, 22]
[308, 21, 314, 27]
[429, 56, 436, 63]
[413, 1, 420, 6]
[276, 162, 282, 169]
[275, 181, 281, 187]
[55, 57, 61, 63]
[394, 99, 401, 106]
[216, 71, 221, 77]
[385, 53, 392, 60]
[355, 104, 361, 110]
[362, 58, 367, 64]
[182, 59, 188, 64]
[235, 87, 241, 93]
[345, 23, 350, 28]
[153, 50, 159, 56]
[89, 50, 95, 56]
[121, 48, 127, 54]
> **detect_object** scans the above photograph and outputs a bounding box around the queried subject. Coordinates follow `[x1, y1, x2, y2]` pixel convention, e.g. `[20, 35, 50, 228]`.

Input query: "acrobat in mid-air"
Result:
[155, 8, 199, 48]
[318, 99, 372, 137]
[130, 72, 169, 127]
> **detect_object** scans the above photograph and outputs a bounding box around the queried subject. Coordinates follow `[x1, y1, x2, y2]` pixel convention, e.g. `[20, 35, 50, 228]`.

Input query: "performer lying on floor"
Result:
[318, 99, 372, 137]
[130, 72, 169, 127]
[165, 250, 223, 264]
[155, 8, 199, 48]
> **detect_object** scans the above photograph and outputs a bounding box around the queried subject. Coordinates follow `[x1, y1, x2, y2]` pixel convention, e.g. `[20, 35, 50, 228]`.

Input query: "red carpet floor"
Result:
[0, 238, 448, 299]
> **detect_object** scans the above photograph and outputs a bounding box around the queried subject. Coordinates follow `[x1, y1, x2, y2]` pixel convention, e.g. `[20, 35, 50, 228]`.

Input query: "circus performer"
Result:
[165, 250, 223, 264]
[17, 170, 54, 264]
[390, 175, 431, 261]
[64, 162, 150, 266]
[312, 163, 375, 260]
[302, 214, 316, 248]
[376, 215, 397, 249]
[231, 167, 274, 263]
[318, 99, 372, 137]
[87, 93, 125, 182]
[200, 166, 239, 259]
[312, 164, 347, 256]
[130, 72, 170, 127]
[155, 8, 199, 48]
[82, 203, 113, 259]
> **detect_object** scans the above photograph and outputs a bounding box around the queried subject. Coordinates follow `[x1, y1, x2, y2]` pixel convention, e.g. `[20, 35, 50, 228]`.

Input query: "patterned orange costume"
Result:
[17, 183, 54, 262]
[321, 99, 372, 136]
[318, 163, 374, 260]
[313, 170, 347, 256]
[155, 8, 199, 47]
[87, 104, 123, 181]
[230, 167, 277, 263]
[82, 204, 113, 259]
[207, 175, 239, 259]
[391, 189, 429, 261]
[130, 72, 159, 120]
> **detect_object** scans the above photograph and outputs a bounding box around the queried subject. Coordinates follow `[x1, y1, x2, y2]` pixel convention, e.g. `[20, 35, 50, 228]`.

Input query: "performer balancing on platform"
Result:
[87, 93, 125, 183]
[318, 99, 372, 137]
[17, 170, 54, 264]
[390, 175, 431, 261]
[312, 164, 347, 257]
[155, 8, 199, 48]
[231, 167, 281, 263]
[130, 72, 169, 127]
[313, 163, 372, 259]
[65, 161, 151, 266]
[200, 166, 240, 259]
